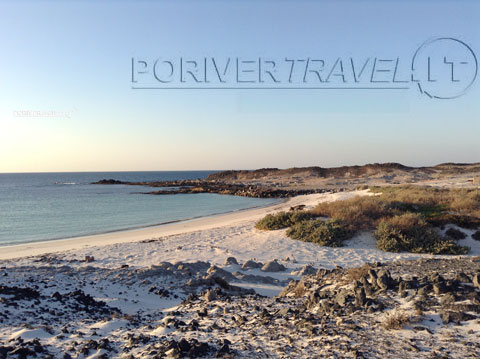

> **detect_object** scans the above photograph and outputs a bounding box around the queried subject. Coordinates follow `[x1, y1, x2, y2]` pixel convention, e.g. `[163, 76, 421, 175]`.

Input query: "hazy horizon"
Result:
[1, 161, 479, 175]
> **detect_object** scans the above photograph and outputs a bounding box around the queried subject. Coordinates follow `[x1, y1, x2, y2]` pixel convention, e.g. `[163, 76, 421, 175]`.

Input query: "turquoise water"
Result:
[0, 172, 278, 246]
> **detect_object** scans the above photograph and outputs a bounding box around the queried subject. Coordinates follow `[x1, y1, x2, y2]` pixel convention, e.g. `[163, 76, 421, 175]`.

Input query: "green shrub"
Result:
[431, 240, 469, 255]
[445, 227, 467, 240]
[286, 219, 351, 247]
[472, 231, 480, 241]
[289, 211, 315, 224]
[286, 219, 322, 240]
[255, 211, 313, 230]
[374, 213, 469, 255]
[429, 214, 480, 230]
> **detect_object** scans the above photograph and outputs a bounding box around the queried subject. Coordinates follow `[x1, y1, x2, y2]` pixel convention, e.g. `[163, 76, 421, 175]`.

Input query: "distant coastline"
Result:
[92, 162, 480, 199]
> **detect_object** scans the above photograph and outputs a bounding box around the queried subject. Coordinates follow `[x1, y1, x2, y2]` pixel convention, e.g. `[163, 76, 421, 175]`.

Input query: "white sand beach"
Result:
[0, 191, 349, 261]
[2, 189, 479, 267]
[2, 189, 480, 358]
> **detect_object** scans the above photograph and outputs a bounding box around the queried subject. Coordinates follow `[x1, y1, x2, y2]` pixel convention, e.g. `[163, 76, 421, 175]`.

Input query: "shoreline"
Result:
[0, 197, 283, 249]
[2, 189, 480, 358]
[0, 194, 306, 261]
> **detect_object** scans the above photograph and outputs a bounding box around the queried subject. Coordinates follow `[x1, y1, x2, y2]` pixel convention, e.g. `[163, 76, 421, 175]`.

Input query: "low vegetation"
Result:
[286, 219, 351, 247]
[445, 227, 467, 240]
[312, 195, 392, 232]
[311, 186, 477, 254]
[382, 310, 414, 330]
[473, 231, 480, 241]
[374, 213, 468, 255]
[255, 186, 478, 254]
[254, 211, 313, 230]
[312, 186, 480, 231]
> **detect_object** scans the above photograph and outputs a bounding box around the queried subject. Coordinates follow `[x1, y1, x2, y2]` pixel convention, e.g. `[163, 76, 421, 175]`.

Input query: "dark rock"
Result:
[363, 282, 375, 297]
[233, 272, 279, 285]
[188, 341, 212, 358]
[335, 290, 350, 307]
[0, 286, 40, 301]
[441, 311, 476, 324]
[50, 292, 62, 301]
[316, 268, 330, 278]
[178, 338, 191, 352]
[455, 272, 471, 283]
[261, 260, 286, 272]
[413, 299, 427, 312]
[430, 274, 445, 283]
[92, 179, 126, 185]
[433, 282, 448, 295]
[216, 343, 230, 357]
[204, 289, 217, 302]
[276, 307, 291, 316]
[9, 347, 37, 357]
[296, 265, 317, 275]
[206, 266, 236, 282]
[473, 231, 480, 241]
[0, 347, 13, 358]
[440, 293, 456, 305]
[224, 257, 238, 265]
[376, 271, 393, 291]
[445, 227, 467, 240]
[241, 260, 263, 270]
[260, 308, 272, 318]
[354, 287, 366, 306]
[188, 320, 199, 330]
[233, 315, 245, 325]
[473, 273, 480, 290]
[417, 284, 432, 296]
[212, 276, 231, 290]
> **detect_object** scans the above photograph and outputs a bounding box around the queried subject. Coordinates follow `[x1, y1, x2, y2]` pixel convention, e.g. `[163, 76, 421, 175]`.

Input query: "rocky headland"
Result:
[92, 162, 480, 198]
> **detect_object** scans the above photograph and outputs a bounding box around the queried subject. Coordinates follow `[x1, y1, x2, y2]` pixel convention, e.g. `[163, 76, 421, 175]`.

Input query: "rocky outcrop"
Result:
[281, 258, 480, 329]
[93, 178, 327, 198]
[93, 179, 126, 185]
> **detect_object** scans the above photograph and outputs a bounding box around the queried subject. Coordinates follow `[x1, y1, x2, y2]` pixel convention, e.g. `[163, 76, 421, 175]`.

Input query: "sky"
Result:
[0, 0, 479, 172]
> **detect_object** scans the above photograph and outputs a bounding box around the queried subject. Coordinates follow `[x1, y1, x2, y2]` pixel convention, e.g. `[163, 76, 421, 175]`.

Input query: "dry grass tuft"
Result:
[309, 186, 478, 254]
[311, 196, 391, 232]
[383, 310, 414, 330]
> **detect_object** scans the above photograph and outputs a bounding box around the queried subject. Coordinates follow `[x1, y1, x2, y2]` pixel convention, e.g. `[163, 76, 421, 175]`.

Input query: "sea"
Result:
[0, 171, 278, 246]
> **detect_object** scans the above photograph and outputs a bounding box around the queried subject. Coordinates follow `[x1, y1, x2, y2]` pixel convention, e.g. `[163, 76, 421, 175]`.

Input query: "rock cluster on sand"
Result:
[261, 260, 286, 272]
[241, 259, 263, 270]
[1, 256, 480, 358]
[224, 257, 238, 266]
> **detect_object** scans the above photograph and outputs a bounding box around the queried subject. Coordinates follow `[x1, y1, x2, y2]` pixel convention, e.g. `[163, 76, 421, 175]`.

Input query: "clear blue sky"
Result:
[0, 0, 479, 172]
